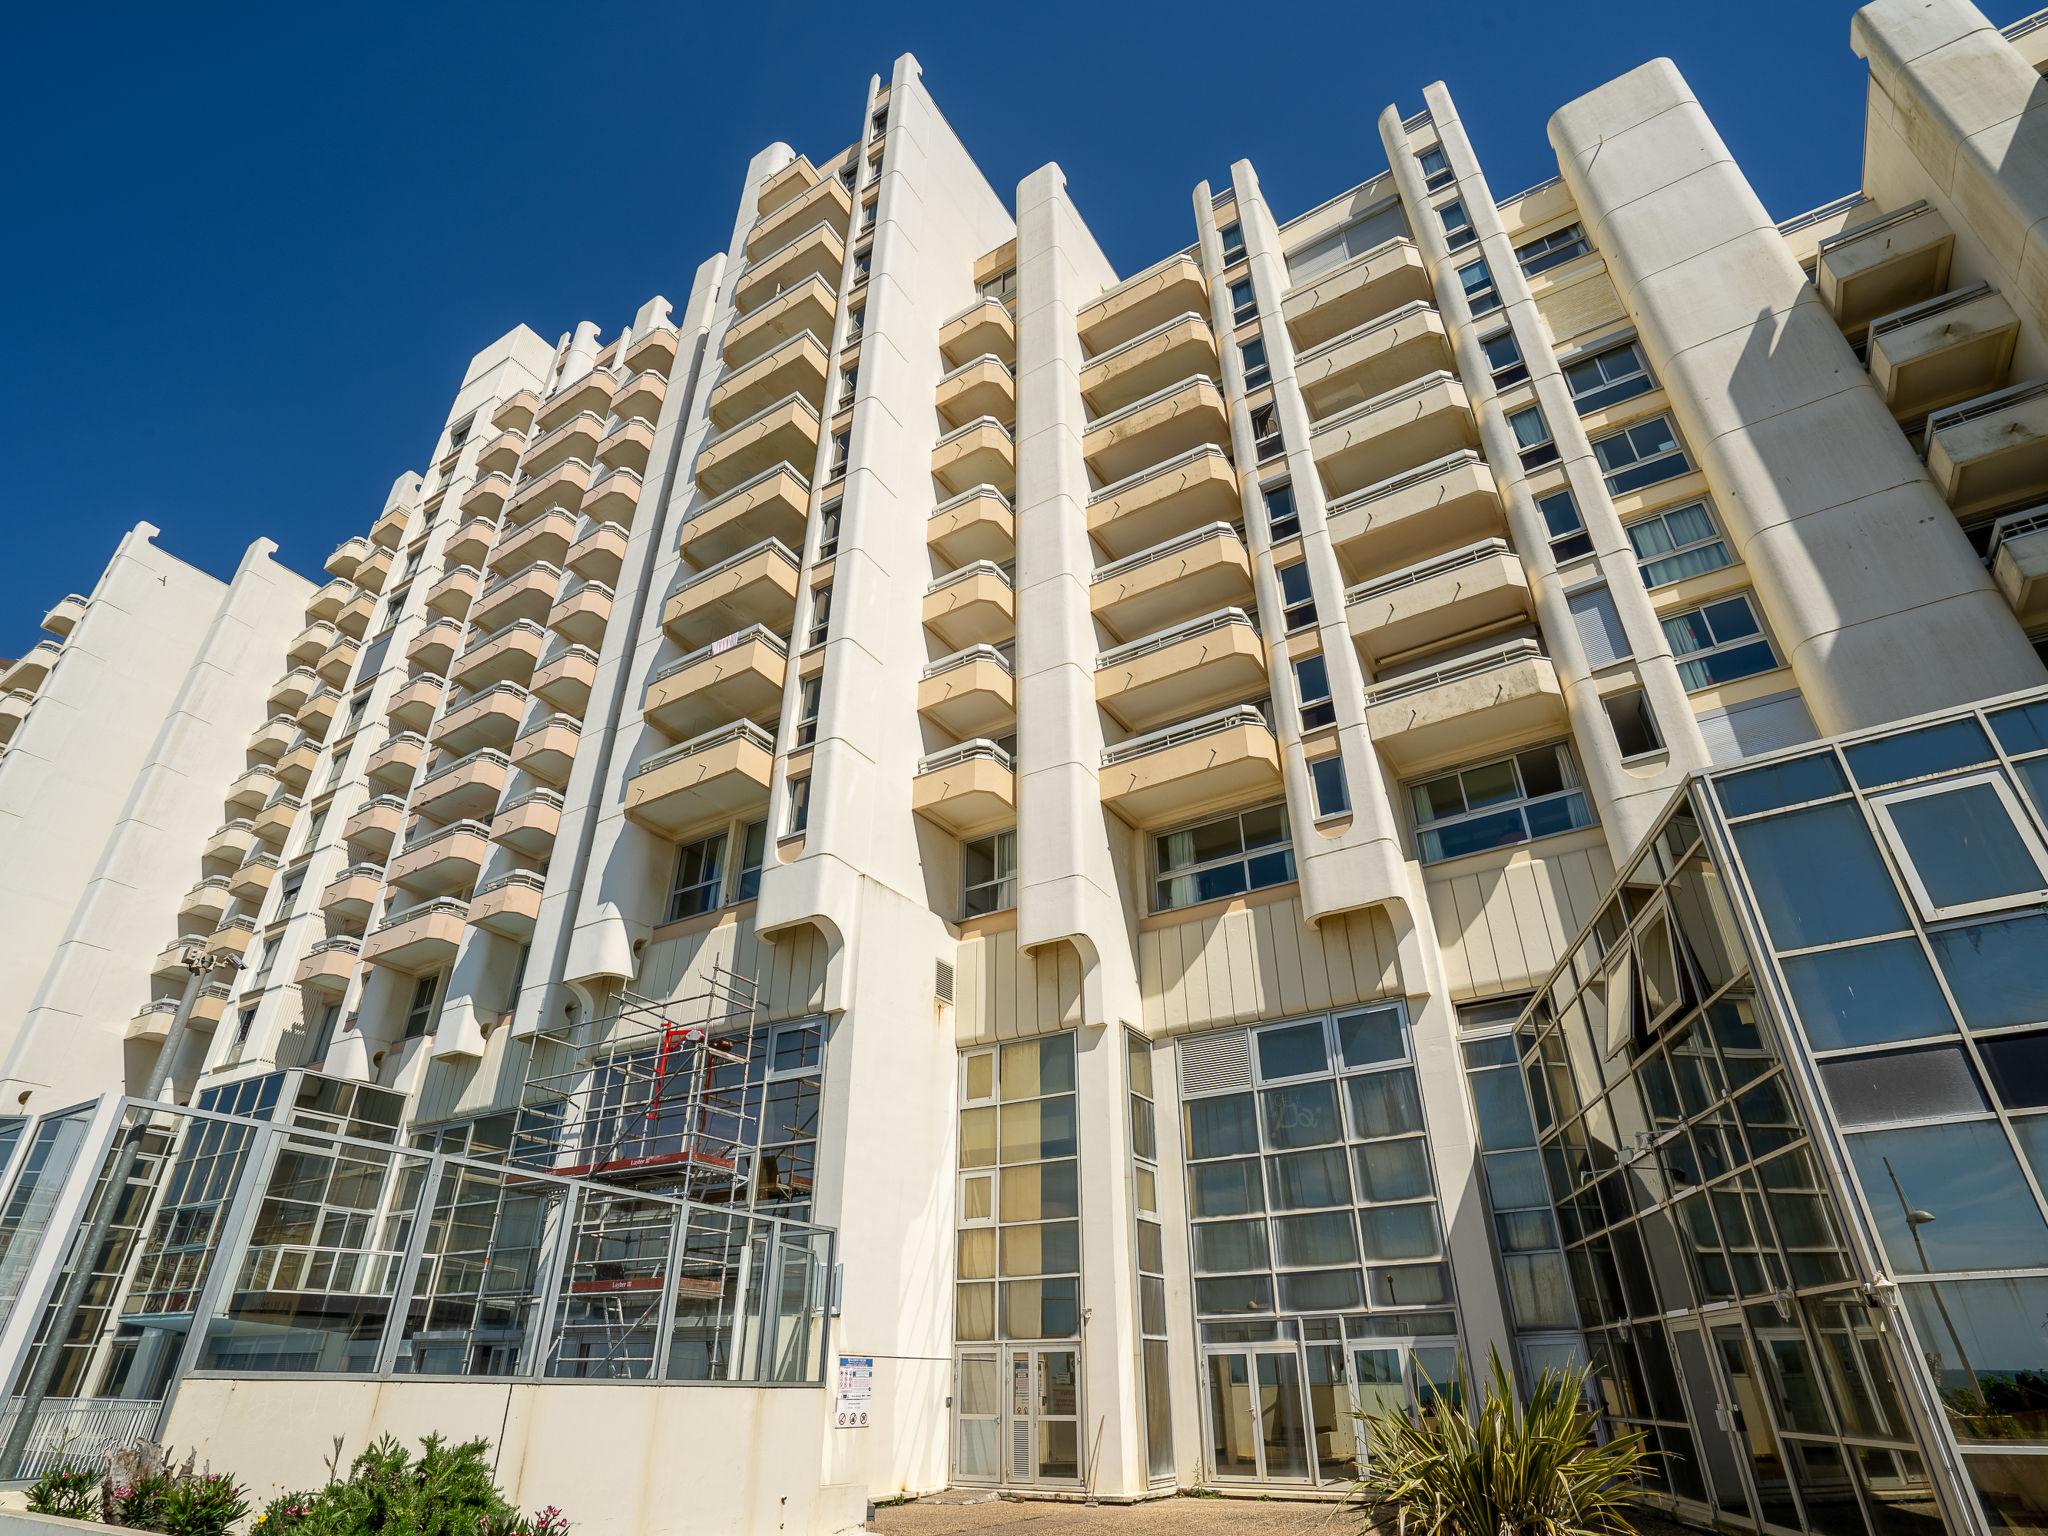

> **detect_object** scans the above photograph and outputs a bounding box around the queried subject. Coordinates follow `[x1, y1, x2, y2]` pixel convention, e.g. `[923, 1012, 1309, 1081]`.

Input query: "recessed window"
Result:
[667, 831, 728, 922]
[1230, 279, 1257, 325]
[963, 830, 1017, 917]
[1310, 755, 1349, 818]
[1250, 403, 1283, 462]
[1508, 405, 1558, 470]
[870, 105, 888, 136]
[1240, 339, 1271, 391]
[807, 584, 832, 650]
[839, 365, 859, 410]
[1515, 223, 1591, 277]
[1263, 480, 1299, 542]
[845, 306, 865, 342]
[736, 819, 767, 900]
[1564, 339, 1654, 413]
[829, 431, 851, 478]
[1592, 415, 1691, 496]
[786, 776, 811, 836]
[402, 972, 442, 1040]
[1438, 200, 1476, 251]
[1409, 745, 1594, 864]
[1536, 489, 1593, 562]
[1278, 561, 1316, 633]
[794, 674, 822, 747]
[1604, 689, 1663, 760]
[817, 499, 842, 561]
[1479, 330, 1526, 388]
[1662, 593, 1778, 690]
[852, 248, 872, 284]
[1418, 146, 1454, 193]
[1295, 654, 1335, 731]
[1627, 501, 1732, 588]
[1458, 259, 1501, 316]
[1153, 802, 1294, 911]
[1219, 222, 1245, 260]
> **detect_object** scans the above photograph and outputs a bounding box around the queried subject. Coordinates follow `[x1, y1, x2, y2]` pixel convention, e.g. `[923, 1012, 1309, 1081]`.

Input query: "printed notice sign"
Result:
[835, 1355, 874, 1429]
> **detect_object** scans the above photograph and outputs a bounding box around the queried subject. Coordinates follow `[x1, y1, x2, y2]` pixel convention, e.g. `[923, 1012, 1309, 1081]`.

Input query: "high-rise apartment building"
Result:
[0, 1, 2045, 1532]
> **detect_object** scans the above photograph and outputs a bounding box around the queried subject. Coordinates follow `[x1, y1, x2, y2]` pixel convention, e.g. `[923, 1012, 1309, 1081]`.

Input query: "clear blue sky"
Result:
[0, 1, 1923, 658]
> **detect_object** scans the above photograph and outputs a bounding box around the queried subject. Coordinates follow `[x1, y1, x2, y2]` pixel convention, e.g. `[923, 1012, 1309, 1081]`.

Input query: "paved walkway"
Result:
[870, 1494, 1362, 1536]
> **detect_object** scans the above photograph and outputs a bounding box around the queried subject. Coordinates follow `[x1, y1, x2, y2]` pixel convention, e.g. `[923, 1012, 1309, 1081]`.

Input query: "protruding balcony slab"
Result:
[1078, 255, 1207, 357]
[295, 686, 339, 738]
[936, 356, 1016, 429]
[432, 683, 529, 756]
[407, 616, 470, 675]
[426, 565, 481, 619]
[624, 324, 678, 377]
[224, 765, 280, 815]
[643, 627, 788, 741]
[565, 520, 628, 584]
[179, 876, 232, 927]
[1816, 201, 1954, 331]
[583, 467, 644, 529]
[368, 503, 410, 551]
[493, 390, 539, 435]
[470, 871, 546, 940]
[246, 714, 297, 762]
[912, 742, 1015, 838]
[923, 563, 1015, 650]
[939, 298, 1015, 368]
[127, 1000, 179, 1045]
[355, 546, 394, 594]
[663, 540, 801, 649]
[267, 667, 317, 717]
[1086, 445, 1242, 563]
[613, 369, 667, 425]
[326, 537, 371, 582]
[596, 417, 656, 476]
[1079, 314, 1218, 418]
[1325, 451, 1507, 584]
[723, 276, 838, 371]
[710, 334, 830, 429]
[452, 621, 546, 692]
[1362, 640, 1567, 775]
[524, 411, 604, 480]
[388, 673, 446, 734]
[287, 621, 336, 668]
[472, 565, 562, 631]
[1869, 285, 2021, 419]
[533, 646, 598, 713]
[511, 717, 582, 786]
[413, 749, 510, 823]
[336, 588, 377, 639]
[40, 594, 88, 638]
[306, 578, 353, 625]
[367, 732, 426, 792]
[445, 518, 496, 570]
[461, 471, 514, 522]
[1346, 540, 1533, 666]
[491, 791, 562, 858]
[680, 466, 810, 567]
[1311, 371, 1479, 501]
[1294, 301, 1454, 421]
[1082, 377, 1229, 486]
[755, 155, 820, 221]
[928, 486, 1015, 567]
[622, 722, 774, 838]
[746, 173, 852, 262]
[489, 510, 577, 575]
[276, 736, 320, 792]
[1282, 238, 1431, 350]
[933, 418, 1016, 497]
[1099, 706, 1282, 828]
[918, 648, 1016, 739]
[476, 428, 524, 478]
[204, 917, 258, 962]
[1091, 523, 1252, 643]
[1992, 507, 2048, 629]
[251, 794, 301, 846]
[361, 900, 468, 975]
[227, 855, 278, 904]
[695, 395, 821, 498]
[387, 822, 490, 896]
[1926, 380, 2048, 517]
[187, 984, 233, 1032]
[548, 582, 613, 649]
[296, 937, 361, 993]
[505, 459, 593, 526]
[733, 222, 845, 316]
[321, 864, 386, 922]
[201, 820, 257, 870]
[1095, 610, 1266, 733]
[536, 369, 618, 435]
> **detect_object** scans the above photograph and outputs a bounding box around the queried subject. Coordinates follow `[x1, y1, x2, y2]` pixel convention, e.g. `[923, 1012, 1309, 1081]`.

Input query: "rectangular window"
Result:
[795, 674, 821, 747]
[1480, 329, 1526, 388]
[963, 830, 1017, 917]
[1592, 415, 1691, 496]
[829, 432, 851, 478]
[1240, 338, 1270, 391]
[859, 200, 876, 233]
[1508, 405, 1558, 470]
[1310, 755, 1349, 818]
[1567, 582, 1632, 668]
[1662, 593, 1778, 691]
[1515, 223, 1591, 276]
[1409, 744, 1594, 864]
[1230, 279, 1257, 325]
[1418, 146, 1454, 193]
[1250, 403, 1283, 462]
[1604, 689, 1663, 759]
[306, 1001, 342, 1067]
[343, 690, 371, 733]
[667, 832, 728, 922]
[839, 366, 859, 411]
[786, 776, 811, 836]
[1295, 654, 1335, 732]
[1458, 259, 1500, 316]
[1626, 500, 1732, 588]
[402, 972, 441, 1040]
[851, 248, 872, 284]
[1279, 561, 1316, 633]
[1219, 222, 1245, 260]
[1564, 339, 1654, 413]
[1263, 480, 1299, 542]
[807, 584, 832, 650]
[845, 306, 864, 342]
[1536, 488, 1593, 561]
[735, 819, 767, 900]
[870, 106, 888, 136]
[817, 499, 842, 561]
[1154, 802, 1294, 911]
[1438, 200, 1476, 251]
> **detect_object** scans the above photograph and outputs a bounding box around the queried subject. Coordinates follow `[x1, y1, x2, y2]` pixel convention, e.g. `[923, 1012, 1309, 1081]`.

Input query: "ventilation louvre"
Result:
[935, 959, 956, 1005]
[1178, 1029, 1253, 1095]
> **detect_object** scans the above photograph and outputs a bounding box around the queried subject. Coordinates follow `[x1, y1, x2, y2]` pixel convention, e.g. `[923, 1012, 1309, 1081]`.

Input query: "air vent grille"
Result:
[1178, 1029, 1252, 1094]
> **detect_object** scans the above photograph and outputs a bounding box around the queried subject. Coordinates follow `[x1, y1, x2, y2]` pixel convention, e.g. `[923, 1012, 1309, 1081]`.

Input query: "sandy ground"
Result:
[870, 1492, 1713, 1536]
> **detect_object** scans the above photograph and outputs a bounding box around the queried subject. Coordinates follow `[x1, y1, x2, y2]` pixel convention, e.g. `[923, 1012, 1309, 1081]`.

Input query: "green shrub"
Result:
[104, 1471, 174, 1529]
[26, 1461, 99, 1520]
[1354, 1348, 1654, 1536]
[152, 1472, 246, 1536]
[255, 1434, 567, 1536]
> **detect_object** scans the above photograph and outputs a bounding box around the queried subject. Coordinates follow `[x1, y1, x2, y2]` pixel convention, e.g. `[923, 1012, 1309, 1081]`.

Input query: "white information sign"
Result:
[835, 1354, 874, 1429]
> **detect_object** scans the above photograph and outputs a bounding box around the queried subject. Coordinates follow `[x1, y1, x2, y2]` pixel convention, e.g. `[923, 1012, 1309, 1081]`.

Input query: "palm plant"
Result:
[1354, 1348, 1654, 1536]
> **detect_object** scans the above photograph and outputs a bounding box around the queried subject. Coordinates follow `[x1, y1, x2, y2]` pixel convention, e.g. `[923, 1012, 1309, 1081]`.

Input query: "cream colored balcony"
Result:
[756, 155, 820, 220]
[276, 735, 321, 792]
[336, 588, 377, 639]
[367, 731, 426, 791]
[369, 503, 410, 550]
[596, 417, 656, 476]
[613, 368, 667, 425]
[296, 936, 361, 994]
[1324, 451, 1507, 585]
[494, 390, 539, 434]
[1283, 238, 1432, 350]
[625, 323, 679, 376]
[1100, 705, 1282, 829]
[710, 335, 830, 429]
[179, 875, 233, 928]
[0, 688, 28, 744]
[0, 642, 59, 695]
[414, 748, 510, 822]
[533, 645, 598, 713]
[470, 870, 546, 940]
[201, 820, 258, 869]
[565, 520, 628, 584]
[1817, 201, 1954, 331]
[1079, 314, 1219, 419]
[247, 713, 297, 761]
[1086, 445, 1243, 563]
[126, 1000, 179, 1045]
[1096, 609, 1266, 733]
[918, 648, 1015, 738]
[1312, 372, 1479, 501]
[932, 418, 1016, 497]
[723, 275, 838, 371]
[536, 369, 619, 435]
[387, 673, 445, 733]
[1992, 506, 2048, 628]
[936, 356, 1016, 429]
[152, 939, 196, 983]
[923, 562, 1015, 649]
[387, 820, 490, 896]
[205, 916, 258, 962]
[505, 458, 593, 525]
[1927, 380, 2048, 516]
[224, 764, 280, 815]
[228, 853, 279, 903]
[1295, 301, 1454, 421]
[295, 686, 339, 737]
[664, 539, 801, 648]
[1091, 523, 1253, 643]
[525, 411, 605, 480]
[1346, 539, 1533, 666]
[1867, 284, 2020, 418]
[748, 173, 853, 263]
[433, 682, 529, 755]
[584, 466, 644, 528]
[912, 741, 1015, 837]
[326, 536, 372, 581]
[446, 517, 497, 569]
[1363, 639, 1567, 774]
[490, 790, 562, 858]
[306, 578, 352, 624]
[489, 509, 578, 577]
[939, 298, 1015, 368]
[316, 635, 360, 689]
[187, 983, 233, 1032]
[642, 627, 787, 741]
[287, 621, 336, 667]
[733, 222, 846, 316]
[344, 795, 406, 856]
[356, 545, 394, 594]
[511, 716, 582, 786]
[473, 564, 562, 632]
[476, 428, 525, 478]
[680, 465, 810, 566]
[362, 899, 468, 974]
[696, 395, 821, 498]
[1079, 255, 1207, 356]
[252, 792, 300, 846]
[1082, 377, 1229, 486]
[623, 721, 775, 837]
[425, 566, 481, 620]
[268, 667, 317, 716]
[40, 594, 87, 638]
[407, 616, 470, 675]
[321, 862, 385, 921]
[549, 581, 612, 648]
[928, 486, 1014, 569]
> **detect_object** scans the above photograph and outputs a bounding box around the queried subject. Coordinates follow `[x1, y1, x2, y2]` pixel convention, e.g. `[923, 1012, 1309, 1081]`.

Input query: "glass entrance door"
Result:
[1714, 1323, 1803, 1533]
[1673, 1321, 1758, 1525]
[955, 1346, 1080, 1486]
[1203, 1348, 1316, 1484]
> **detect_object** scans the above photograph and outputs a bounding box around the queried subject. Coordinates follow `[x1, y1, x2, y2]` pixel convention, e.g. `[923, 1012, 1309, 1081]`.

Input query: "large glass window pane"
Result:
[1717, 752, 1848, 818]
[998, 1097, 1077, 1162]
[1186, 1095, 1260, 1159]
[1357, 1139, 1434, 1203]
[1732, 803, 1909, 949]
[1880, 782, 2047, 914]
[1782, 938, 1955, 1050]
[1278, 1268, 1364, 1312]
[1262, 1082, 1343, 1149]
[1272, 1211, 1359, 1267]
[1821, 1044, 1988, 1128]
[1195, 1219, 1270, 1274]
[1000, 1161, 1079, 1222]
[1898, 1277, 2048, 1443]
[1257, 1021, 1328, 1080]
[1359, 1203, 1440, 1261]
[1930, 915, 2048, 1029]
[1346, 1070, 1424, 1139]
[1983, 1034, 2048, 1112]
[1846, 718, 1994, 788]
[1191, 1159, 1264, 1218]
[1337, 1007, 1405, 1068]
[1266, 1148, 1351, 1210]
[1845, 1121, 2048, 1272]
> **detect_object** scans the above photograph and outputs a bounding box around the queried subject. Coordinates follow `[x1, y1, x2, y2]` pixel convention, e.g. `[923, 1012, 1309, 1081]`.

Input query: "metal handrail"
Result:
[917, 739, 1013, 774]
[1309, 369, 1459, 436]
[476, 869, 549, 898]
[1989, 504, 2048, 558]
[1282, 235, 1415, 304]
[1498, 173, 1564, 208]
[1816, 199, 1932, 254]
[937, 352, 1014, 387]
[922, 644, 1013, 680]
[496, 789, 564, 816]
[1324, 449, 1488, 516]
[683, 462, 813, 535]
[330, 863, 386, 882]
[1080, 311, 1211, 374]
[1867, 281, 1995, 340]
[373, 898, 470, 932]
[308, 935, 362, 956]
[1093, 521, 1240, 583]
[1293, 299, 1439, 369]
[1347, 538, 1513, 602]
[633, 720, 774, 777]
[1101, 704, 1270, 766]
[1097, 608, 1255, 668]
[940, 294, 1012, 331]
[1365, 638, 1545, 704]
[1928, 378, 2048, 433]
[935, 414, 1013, 449]
[479, 563, 564, 601]
[675, 536, 802, 590]
[1777, 191, 1869, 237]
[399, 817, 491, 853]
[1087, 443, 1233, 508]
[1077, 251, 1201, 324]
[926, 560, 1013, 596]
[1084, 373, 1217, 434]
[419, 747, 510, 787]
[931, 482, 1013, 518]
[737, 218, 845, 284]
[651, 625, 790, 686]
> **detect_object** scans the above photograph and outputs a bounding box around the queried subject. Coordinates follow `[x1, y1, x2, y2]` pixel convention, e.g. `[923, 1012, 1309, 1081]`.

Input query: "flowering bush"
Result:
[26, 1462, 99, 1520]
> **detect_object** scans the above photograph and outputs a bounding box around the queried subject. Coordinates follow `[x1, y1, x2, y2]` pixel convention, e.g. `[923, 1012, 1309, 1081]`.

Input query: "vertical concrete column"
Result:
[1209, 165, 1413, 925]
[1380, 89, 1711, 860]
[1011, 165, 1142, 1032]
[1550, 59, 2043, 733]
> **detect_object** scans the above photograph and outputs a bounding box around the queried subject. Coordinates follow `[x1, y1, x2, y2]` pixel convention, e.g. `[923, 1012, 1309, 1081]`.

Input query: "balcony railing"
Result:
[917, 739, 1013, 775]
[632, 720, 776, 779]
[921, 644, 1013, 681]
[1097, 607, 1256, 668]
[1092, 521, 1239, 584]
[1101, 704, 1269, 767]
[1347, 537, 1514, 602]
[649, 625, 789, 687]
[1365, 638, 1546, 705]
